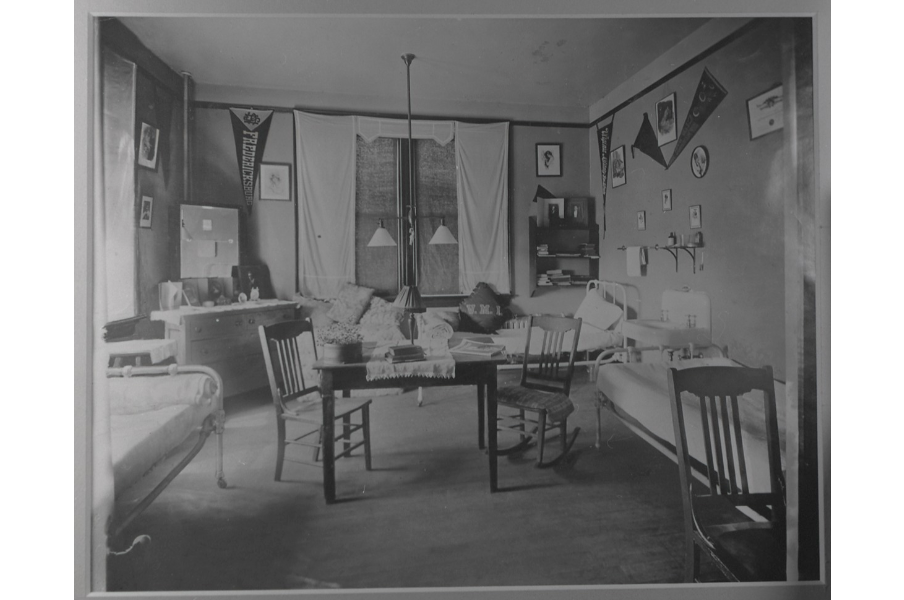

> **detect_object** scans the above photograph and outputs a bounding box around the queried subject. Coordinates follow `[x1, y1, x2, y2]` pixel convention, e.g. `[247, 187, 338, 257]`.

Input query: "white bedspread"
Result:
[596, 358, 786, 493]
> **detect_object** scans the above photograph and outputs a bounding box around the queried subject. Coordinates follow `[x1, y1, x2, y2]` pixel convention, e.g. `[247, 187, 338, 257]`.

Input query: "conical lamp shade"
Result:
[428, 224, 458, 245]
[367, 223, 398, 247]
[393, 285, 426, 313]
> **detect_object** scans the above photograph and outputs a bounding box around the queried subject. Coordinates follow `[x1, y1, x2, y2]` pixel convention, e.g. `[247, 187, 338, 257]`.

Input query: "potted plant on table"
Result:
[315, 324, 364, 364]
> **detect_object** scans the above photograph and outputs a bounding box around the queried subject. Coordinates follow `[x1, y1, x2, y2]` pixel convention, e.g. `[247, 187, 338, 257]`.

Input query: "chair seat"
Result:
[694, 496, 786, 581]
[497, 385, 574, 423]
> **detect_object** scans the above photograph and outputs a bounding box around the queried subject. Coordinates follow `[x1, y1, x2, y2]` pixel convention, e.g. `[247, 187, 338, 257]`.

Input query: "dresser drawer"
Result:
[248, 307, 297, 329]
[188, 333, 262, 364]
[185, 314, 247, 340]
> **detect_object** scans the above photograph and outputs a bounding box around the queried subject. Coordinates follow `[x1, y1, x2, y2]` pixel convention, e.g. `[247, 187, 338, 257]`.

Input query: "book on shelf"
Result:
[450, 339, 506, 357]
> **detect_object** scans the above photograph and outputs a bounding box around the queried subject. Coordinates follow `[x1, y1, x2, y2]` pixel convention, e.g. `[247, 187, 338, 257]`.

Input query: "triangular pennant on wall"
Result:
[631, 113, 668, 168]
[596, 120, 613, 238]
[667, 67, 728, 167]
[229, 108, 274, 213]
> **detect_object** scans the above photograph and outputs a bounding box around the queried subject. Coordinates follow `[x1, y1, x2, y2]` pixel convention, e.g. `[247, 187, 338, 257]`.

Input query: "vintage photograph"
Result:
[260, 162, 292, 200]
[75, 4, 830, 600]
[536, 142, 562, 177]
[747, 84, 784, 140]
[138, 195, 153, 228]
[691, 145, 709, 178]
[610, 145, 626, 187]
[655, 92, 677, 146]
[689, 204, 702, 229]
[137, 121, 159, 169]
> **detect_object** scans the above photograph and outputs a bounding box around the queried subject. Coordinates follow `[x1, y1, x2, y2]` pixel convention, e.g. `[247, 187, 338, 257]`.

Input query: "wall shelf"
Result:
[529, 198, 597, 296]
[618, 244, 703, 274]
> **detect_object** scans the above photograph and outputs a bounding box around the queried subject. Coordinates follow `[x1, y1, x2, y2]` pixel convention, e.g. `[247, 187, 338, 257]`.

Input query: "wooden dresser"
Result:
[151, 301, 297, 397]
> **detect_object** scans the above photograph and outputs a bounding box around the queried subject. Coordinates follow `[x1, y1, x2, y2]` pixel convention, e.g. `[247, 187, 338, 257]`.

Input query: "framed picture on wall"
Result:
[690, 205, 702, 229]
[655, 92, 677, 146]
[137, 122, 159, 170]
[747, 84, 784, 140]
[691, 145, 709, 178]
[662, 189, 672, 211]
[260, 162, 292, 201]
[610, 145, 626, 188]
[637, 210, 646, 231]
[139, 195, 154, 228]
[536, 143, 562, 177]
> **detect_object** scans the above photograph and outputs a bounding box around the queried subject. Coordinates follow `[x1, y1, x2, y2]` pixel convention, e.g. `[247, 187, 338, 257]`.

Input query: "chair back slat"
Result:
[731, 395, 750, 495]
[259, 320, 318, 408]
[669, 366, 783, 507]
[520, 315, 582, 396]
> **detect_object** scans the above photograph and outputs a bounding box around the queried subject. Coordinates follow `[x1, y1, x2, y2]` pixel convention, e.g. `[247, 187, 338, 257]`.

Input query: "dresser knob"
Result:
[248, 318, 255, 325]
[194, 326, 202, 333]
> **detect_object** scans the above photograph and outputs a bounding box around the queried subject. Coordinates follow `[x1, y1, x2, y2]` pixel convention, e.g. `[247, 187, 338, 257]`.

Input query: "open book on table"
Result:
[450, 339, 506, 357]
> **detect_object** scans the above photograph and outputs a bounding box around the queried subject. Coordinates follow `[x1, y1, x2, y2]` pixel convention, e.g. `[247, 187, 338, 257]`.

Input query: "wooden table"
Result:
[313, 344, 507, 504]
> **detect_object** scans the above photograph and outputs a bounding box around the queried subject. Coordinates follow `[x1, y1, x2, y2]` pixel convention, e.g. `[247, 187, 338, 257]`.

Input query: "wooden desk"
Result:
[313, 344, 507, 504]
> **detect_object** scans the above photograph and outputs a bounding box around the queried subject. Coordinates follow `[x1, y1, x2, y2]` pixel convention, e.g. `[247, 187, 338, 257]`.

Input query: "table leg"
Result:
[477, 383, 486, 450]
[486, 366, 498, 493]
[320, 371, 336, 504]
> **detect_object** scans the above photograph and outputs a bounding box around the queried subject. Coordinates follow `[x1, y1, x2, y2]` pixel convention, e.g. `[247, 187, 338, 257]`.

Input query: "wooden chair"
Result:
[494, 315, 582, 468]
[258, 320, 372, 481]
[667, 365, 786, 582]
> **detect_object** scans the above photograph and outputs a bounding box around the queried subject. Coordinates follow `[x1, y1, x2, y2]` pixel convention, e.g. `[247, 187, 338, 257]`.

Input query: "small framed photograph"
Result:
[139, 195, 154, 228]
[610, 145, 626, 188]
[260, 162, 292, 201]
[691, 145, 709, 178]
[662, 189, 672, 211]
[536, 143, 562, 177]
[689, 205, 702, 229]
[637, 210, 646, 231]
[746, 84, 783, 140]
[655, 92, 677, 146]
[565, 198, 589, 226]
[137, 122, 159, 170]
[545, 198, 565, 227]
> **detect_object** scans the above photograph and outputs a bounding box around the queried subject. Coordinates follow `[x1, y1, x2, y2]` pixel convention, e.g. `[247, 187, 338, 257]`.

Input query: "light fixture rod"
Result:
[402, 53, 416, 285]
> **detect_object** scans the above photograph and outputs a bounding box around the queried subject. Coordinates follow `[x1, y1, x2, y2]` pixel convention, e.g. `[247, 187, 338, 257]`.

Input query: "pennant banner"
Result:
[229, 108, 274, 212]
[631, 113, 668, 168]
[667, 67, 727, 168]
[596, 121, 613, 238]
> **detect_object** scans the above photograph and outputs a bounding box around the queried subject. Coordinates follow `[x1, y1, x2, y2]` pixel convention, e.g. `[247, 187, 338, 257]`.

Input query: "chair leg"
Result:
[535, 411, 547, 467]
[536, 417, 580, 468]
[275, 417, 286, 482]
[685, 539, 701, 583]
[342, 414, 351, 453]
[362, 405, 372, 471]
[314, 426, 324, 463]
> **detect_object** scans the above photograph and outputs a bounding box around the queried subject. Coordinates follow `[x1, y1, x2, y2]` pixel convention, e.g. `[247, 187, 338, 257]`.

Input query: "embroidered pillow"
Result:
[458, 282, 506, 333]
[574, 291, 623, 331]
[359, 296, 405, 327]
[326, 283, 375, 324]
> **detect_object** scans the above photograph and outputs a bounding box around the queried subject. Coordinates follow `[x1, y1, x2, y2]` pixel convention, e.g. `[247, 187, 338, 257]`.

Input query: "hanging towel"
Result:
[626, 246, 644, 277]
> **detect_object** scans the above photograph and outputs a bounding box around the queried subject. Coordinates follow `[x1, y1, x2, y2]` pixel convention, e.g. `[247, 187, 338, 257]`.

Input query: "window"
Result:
[355, 137, 459, 296]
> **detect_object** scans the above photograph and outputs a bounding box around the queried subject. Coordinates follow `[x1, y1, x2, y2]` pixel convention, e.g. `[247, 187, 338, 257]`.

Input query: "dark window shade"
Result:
[414, 139, 459, 295]
[355, 137, 400, 294]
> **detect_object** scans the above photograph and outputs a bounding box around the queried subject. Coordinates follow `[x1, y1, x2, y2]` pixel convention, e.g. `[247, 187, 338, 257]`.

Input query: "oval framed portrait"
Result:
[691, 145, 709, 178]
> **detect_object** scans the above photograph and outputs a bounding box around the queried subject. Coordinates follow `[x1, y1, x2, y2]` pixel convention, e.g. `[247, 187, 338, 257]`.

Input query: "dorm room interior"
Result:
[82, 9, 827, 595]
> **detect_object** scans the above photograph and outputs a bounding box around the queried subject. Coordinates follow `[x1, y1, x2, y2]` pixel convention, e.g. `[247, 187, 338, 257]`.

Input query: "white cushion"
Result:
[574, 291, 623, 332]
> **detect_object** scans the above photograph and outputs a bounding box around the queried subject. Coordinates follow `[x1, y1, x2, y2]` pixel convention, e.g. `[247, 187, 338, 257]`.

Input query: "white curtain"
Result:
[93, 45, 136, 590]
[455, 121, 510, 293]
[356, 116, 454, 145]
[295, 111, 357, 298]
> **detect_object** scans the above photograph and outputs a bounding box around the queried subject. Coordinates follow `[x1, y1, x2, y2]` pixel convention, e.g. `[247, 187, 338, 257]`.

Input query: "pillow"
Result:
[428, 309, 460, 331]
[326, 282, 375, 324]
[359, 296, 405, 327]
[459, 282, 507, 333]
[574, 291, 623, 332]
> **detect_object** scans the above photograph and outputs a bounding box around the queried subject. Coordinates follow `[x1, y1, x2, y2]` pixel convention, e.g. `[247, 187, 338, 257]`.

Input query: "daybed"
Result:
[106, 363, 226, 541]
